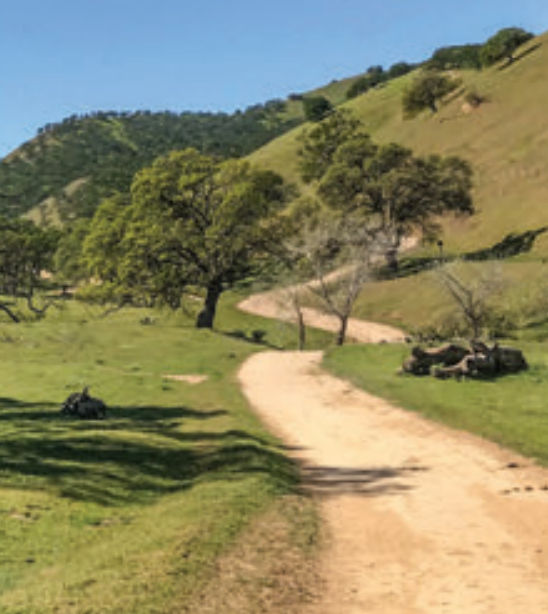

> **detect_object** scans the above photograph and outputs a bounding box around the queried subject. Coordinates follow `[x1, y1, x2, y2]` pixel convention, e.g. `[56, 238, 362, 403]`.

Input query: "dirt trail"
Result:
[238, 290, 405, 344]
[238, 351, 548, 613]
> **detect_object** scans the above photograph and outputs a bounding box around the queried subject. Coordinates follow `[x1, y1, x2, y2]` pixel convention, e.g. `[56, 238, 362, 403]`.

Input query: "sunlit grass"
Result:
[0, 296, 329, 613]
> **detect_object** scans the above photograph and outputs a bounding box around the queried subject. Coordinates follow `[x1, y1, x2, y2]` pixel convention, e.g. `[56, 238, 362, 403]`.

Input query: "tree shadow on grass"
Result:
[498, 43, 542, 70]
[377, 226, 548, 281]
[0, 399, 296, 506]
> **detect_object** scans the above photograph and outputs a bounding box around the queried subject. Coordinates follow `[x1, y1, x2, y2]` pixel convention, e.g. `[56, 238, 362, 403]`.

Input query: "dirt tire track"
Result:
[239, 351, 548, 613]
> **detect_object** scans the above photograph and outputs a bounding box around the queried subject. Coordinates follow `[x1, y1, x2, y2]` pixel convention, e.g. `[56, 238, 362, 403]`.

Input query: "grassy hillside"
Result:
[249, 32, 548, 258]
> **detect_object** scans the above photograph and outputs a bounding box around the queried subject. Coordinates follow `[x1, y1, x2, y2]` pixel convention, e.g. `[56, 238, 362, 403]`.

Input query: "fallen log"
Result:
[60, 387, 107, 419]
[402, 342, 528, 380]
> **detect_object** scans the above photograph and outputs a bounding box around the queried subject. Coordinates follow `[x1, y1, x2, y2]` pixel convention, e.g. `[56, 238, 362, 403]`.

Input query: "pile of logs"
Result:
[402, 341, 528, 380]
[60, 387, 107, 419]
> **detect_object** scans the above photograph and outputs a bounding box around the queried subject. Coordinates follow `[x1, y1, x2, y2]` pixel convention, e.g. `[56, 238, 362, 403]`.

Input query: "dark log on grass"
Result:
[60, 387, 107, 419]
[403, 342, 527, 380]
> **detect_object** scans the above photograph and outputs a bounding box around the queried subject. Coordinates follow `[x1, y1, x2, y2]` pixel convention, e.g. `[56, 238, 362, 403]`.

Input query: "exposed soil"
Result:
[238, 293, 405, 344]
[238, 351, 548, 613]
[162, 374, 208, 384]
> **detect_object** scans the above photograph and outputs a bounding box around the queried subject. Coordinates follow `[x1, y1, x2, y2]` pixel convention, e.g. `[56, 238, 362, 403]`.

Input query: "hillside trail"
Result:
[237, 280, 548, 612]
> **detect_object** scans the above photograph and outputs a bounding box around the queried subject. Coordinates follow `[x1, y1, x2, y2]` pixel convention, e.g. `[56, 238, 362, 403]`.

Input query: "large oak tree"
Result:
[297, 111, 474, 269]
[85, 149, 289, 328]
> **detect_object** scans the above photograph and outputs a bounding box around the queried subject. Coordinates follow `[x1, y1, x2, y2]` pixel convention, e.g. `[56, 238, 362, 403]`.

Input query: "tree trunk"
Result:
[297, 309, 306, 350]
[0, 302, 20, 323]
[335, 314, 349, 346]
[429, 99, 438, 113]
[384, 247, 399, 272]
[196, 281, 222, 329]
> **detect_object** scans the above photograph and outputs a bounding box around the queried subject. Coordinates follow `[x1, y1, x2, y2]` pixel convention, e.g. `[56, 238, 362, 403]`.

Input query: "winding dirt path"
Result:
[238, 350, 548, 613]
[238, 289, 405, 344]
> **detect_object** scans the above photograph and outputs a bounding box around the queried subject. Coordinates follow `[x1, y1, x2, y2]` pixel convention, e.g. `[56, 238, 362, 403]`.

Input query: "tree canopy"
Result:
[297, 111, 474, 268]
[428, 45, 482, 70]
[402, 72, 460, 116]
[0, 217, 59, 321]
[302, 96, 333, 122]
[84, 149, 289, 328]
[480, 27, 534, 66]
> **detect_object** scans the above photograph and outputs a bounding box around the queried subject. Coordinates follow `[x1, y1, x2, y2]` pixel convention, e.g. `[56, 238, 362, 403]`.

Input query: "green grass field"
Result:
[323, 341, 548, 465]
[0, 296, 329, 613]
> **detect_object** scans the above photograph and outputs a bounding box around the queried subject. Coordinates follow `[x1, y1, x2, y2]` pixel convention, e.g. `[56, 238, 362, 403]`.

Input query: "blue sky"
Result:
[1, 0, 547, 156]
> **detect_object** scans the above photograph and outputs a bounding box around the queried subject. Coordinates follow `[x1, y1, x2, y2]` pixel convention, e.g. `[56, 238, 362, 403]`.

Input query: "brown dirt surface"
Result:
[238, 350, 548, 613]
[162, 374, 208, 384]
[238, 292, 405, 344]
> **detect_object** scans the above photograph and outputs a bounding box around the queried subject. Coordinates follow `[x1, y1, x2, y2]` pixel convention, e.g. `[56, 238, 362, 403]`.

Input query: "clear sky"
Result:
[1, 0, 547, 157]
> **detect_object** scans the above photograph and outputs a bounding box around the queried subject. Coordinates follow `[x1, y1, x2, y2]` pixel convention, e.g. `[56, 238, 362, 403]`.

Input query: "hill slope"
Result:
[0, 72, 374, 225]
[249, 32, 548, 258]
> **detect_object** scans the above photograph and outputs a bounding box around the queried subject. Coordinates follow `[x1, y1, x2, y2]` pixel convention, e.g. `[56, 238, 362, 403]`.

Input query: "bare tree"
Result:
[285, 214, 384, 346]
[436, 261, 505, 340]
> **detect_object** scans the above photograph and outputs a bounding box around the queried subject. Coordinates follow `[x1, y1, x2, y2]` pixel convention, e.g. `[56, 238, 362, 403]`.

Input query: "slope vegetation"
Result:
[249, 31, 548, 258]
[0, 72, 373, 225]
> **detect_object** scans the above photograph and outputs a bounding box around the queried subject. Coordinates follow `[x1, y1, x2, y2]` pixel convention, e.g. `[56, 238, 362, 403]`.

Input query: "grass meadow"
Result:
[0, 294, 330, 613]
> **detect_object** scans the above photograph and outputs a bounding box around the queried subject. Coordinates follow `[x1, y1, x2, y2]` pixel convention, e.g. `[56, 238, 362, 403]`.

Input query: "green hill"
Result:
[0, 106, 302, 223]
[248, 32, 548, 259]
[0, 72, 376, 225]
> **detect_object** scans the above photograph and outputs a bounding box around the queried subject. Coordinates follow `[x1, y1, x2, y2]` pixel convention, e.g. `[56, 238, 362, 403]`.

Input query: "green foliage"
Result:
[428, 44, 482, 70]
[53, 218, 91, 286]
[297, 109, 362, 182]
[480, 27, 534, 66]
[84, 149, 290, 328]
[387, 61, 415, 79]
[402, 71, 460, 116]
[0, 107, 301, 221]
[298, 111, 474, 260]
[302, 96, 333, 122]
[346, 64, 413, 100]
[0, 217, 59, 321]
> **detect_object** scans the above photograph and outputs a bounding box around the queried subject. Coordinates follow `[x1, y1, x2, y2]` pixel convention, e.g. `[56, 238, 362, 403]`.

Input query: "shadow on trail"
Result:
[299, 463, 429, 497]
[0, 399, 297, 506]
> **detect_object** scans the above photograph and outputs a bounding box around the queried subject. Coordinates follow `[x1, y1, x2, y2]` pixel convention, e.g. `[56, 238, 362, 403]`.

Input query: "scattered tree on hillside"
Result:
[402, 71, 460, 116]
[302, 96, 333, 122]
[480, 27, 534, 66]
[347, 63, 414, 99]
[428, 45, 482, 70]
[387, 61, 415, 79]
[0, 217, 59, 322]
[84, 149, 290, 329]
[297, 111, 474, 270]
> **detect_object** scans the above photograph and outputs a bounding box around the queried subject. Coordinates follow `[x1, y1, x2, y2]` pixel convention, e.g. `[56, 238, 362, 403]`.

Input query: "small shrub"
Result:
[251, 329, 266, 343]
[464, 90, 485, 107]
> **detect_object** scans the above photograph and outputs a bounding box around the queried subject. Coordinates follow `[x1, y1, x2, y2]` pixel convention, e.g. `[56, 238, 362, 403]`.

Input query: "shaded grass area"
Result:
[323, 342, 548, 465]
[0, 296, 328, 613]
